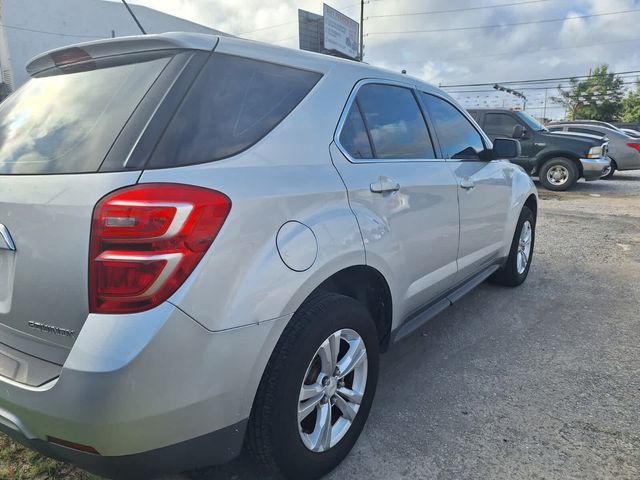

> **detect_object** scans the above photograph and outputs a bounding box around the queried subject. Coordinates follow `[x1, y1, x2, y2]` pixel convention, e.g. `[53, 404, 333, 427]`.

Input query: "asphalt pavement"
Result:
[172, 172, 640, 480]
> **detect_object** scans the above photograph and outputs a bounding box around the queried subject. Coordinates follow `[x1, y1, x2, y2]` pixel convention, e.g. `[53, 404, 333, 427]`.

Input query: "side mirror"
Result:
[512, 124, 524, 139]
[493, 138, 521, 159]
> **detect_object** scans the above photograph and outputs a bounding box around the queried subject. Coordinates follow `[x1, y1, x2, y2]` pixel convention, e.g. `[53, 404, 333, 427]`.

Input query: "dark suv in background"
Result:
[468, 109, 610, 191]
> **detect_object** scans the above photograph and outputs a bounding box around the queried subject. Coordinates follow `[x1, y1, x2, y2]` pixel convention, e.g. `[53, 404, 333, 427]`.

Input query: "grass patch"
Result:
[0, 433, 98, 480]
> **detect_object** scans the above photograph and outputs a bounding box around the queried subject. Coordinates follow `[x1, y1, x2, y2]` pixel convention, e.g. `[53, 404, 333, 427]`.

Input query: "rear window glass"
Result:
[149, 53, 322, 168]
[0, 56, 170, 174]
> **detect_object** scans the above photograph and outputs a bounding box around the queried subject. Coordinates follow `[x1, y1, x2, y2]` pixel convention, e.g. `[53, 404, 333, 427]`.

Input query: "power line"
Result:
[238, 20, 296, 36]
[448, 78, 640, 93]
[368, 0, 553, 19]
[0, 22, 106, 39]
[391, 37, 640, 65]
[366, 8, 640, 36]
[442, 70, 640, 88]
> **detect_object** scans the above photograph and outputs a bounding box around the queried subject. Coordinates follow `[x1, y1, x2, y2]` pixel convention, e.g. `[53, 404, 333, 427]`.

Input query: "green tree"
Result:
[621, 80, 640, 123]
[553, 65, 624, 121]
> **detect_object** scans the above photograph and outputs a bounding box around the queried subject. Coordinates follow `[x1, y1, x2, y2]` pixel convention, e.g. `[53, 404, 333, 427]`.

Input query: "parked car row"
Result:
[467, 109, 640, 190]
[547, 121, 640, 179]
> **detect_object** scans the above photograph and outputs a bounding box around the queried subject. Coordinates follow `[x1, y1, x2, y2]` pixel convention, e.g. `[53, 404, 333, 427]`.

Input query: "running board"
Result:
[391, 264, 499, 344]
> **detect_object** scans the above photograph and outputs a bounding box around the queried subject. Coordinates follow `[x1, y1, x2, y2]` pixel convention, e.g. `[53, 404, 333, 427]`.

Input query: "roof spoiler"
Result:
[26, 32, 219, 77]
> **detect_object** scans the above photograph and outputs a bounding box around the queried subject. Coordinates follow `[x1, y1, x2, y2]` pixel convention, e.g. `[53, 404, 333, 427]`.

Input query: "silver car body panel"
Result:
[0, 172, 142, 363]
[0, 33, 538, 468]
[0, 301, 290, 456]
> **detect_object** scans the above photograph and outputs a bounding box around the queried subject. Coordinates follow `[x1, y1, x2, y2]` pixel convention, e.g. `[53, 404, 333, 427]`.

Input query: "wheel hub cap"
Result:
[297, 329, 368, 453]
[325, 377, 338, 397]
[547, 165, 569, 185]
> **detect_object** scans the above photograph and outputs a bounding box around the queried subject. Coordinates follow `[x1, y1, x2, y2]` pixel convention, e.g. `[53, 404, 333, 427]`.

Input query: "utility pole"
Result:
[542, 88, 548, 120]
[358, 0, 364, 61]
[122, 0, 147, 34]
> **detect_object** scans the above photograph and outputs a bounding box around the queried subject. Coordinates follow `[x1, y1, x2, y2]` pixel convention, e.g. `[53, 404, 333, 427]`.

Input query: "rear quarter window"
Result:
[148, 53, 322, 168]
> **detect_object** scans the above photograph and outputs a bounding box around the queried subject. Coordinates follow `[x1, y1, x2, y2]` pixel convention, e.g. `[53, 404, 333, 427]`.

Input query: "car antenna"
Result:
[121, 0, 147, 34]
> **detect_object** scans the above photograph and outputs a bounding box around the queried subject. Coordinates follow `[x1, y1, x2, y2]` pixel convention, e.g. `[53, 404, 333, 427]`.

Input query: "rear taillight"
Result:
[627, 143, 640, 153]
[89, 184, 231, 314]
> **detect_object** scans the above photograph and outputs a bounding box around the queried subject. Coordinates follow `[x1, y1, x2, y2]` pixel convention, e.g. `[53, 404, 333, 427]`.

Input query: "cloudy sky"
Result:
[118, 0, 640, 118]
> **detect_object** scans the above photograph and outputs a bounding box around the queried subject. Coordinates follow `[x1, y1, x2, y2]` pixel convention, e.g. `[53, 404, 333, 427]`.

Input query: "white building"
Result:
[0, 0, 225, 96]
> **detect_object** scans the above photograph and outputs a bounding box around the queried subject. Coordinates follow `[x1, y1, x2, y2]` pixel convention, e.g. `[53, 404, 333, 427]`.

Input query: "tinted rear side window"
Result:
[0, 56, 170, 174]
[150, 54, 322, 168]
[356, 84, 435, 159]
[420, 93, 485, 160]
[339, 103, 373, 159]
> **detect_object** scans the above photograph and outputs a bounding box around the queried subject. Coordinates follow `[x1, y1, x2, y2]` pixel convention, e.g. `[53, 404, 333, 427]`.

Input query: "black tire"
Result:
[539, 157, 579, 191]
[602, 158, 617, 179]
[247, 292, 379, 479]
[491, 206, 535, 287]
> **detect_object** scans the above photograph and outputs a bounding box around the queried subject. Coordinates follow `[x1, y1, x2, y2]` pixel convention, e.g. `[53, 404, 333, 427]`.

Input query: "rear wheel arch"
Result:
[311, 265, 393, 352]
[524, 194, 537, 222]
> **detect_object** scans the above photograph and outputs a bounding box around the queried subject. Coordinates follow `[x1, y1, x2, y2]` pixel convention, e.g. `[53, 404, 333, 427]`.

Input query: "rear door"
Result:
[420, 94, 511, 280]
[331, 81, 460, 320]
[0, 49, 185, 363]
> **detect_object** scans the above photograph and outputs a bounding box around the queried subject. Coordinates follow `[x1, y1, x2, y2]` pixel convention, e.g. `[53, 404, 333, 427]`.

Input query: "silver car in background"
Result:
[547, 122, 640, 178]
[0, 33, 537, 479]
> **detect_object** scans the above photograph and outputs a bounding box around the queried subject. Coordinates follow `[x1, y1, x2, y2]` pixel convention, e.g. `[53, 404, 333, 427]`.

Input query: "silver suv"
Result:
[0, 33, 538, 479]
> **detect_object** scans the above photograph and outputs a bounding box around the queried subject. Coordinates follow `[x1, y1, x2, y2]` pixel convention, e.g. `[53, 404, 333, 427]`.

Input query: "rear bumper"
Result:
[0, 418, 247, 480]
[0, 303, 290, 478]
[580, 157, 610, 180]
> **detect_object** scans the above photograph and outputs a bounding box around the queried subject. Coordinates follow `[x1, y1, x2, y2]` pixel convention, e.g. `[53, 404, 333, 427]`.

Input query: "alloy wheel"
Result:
[298, 329, 368, 452]
[517, 220, 533, 274]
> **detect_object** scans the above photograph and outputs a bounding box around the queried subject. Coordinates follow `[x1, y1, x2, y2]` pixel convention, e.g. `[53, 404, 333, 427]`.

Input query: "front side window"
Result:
[354, 84, 435, 159]
[149, 54, 322, 168]
[420, 93, 485, 160]
[484, 113, 521, 138]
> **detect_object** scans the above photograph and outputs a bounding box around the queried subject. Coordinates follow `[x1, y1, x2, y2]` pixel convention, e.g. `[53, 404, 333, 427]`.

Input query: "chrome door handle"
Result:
[370, 177, 400, 193]
[460, 178, 475, 190]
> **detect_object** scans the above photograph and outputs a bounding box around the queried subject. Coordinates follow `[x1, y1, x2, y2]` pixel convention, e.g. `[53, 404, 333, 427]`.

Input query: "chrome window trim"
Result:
[334, 78, 443, 164]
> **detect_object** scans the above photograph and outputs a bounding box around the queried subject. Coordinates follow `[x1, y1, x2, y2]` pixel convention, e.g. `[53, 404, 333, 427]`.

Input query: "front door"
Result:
[330, 81, 460, 323]
[420, 94, 512, 281]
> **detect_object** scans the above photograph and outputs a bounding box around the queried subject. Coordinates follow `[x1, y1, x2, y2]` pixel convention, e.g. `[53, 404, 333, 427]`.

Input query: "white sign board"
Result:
[323, 3, 359, 59]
